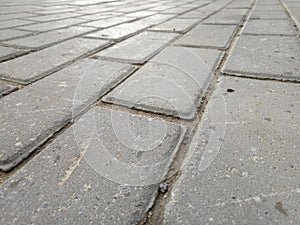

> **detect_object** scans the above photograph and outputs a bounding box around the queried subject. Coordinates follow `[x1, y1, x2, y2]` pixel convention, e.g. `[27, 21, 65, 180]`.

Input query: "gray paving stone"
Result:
[222, 35, 300, 80]
[96, 31, 178, 64]
[242, 19, 295, 35]
[226, 0, 253, 8]
[250, 10, 289, 20]
[163, 77, 300, 224]
[0, 19, 34, 29]
[0, 46, 22, 60]
[125, 10, 157, 18]
[19, 18, 87, 32]
[3, 26, 95, 49]
[0, 28, 32, 41]
[83, 17, 135, 28]
[161, 7, 193, 15]
[203, 9, 248, 25]
[103, 46, 222, 120]
[174, 24, 237, 50]
[178, 9, 215, 19]
[0, 38, 110, 84]
[77, 12, 124, 21]
[24, 12, 82, 22]
[85, 21, 149, 41]
[0, 12, 36, 21]
[133, 14, 175, 26]
[0, 59, 136, 171]
[149, 18, 199, 33]
[0, 106, 185, 224]
[284, 6, 300, 29]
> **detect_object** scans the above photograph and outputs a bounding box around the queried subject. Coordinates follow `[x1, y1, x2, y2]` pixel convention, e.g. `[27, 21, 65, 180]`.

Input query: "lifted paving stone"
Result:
[0, 59, 136, 171]
[242, 19, 295, 36]
[0, 106, 185, 225]
[174, 24, 237, 50]
[96, 31, 178, 64]
[0, 84, 16, 97]
[0, 38, 110, 84]
[0, 46, 23, 61]
[222, 35, 300, 80]
[163, 77, 300, 224]
[103, 46, 223, 120]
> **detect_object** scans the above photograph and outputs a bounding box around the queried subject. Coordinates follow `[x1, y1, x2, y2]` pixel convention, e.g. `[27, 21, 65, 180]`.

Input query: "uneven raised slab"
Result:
[103, 46, 223, 120]
[163, 77, 300, 224]
[174, 24, 237, 50]
[0, 38, 110, 84]
[222, 35, 300, 80]
[96, 31, 178, 64]
[0, 29, 32, 41]
[149, 18, 199, 33]
[0, 84, 16, 97]
[203, 9, 248, 25]
[3, 26, 95, 49]
[242, 19, 295, 35]
[0, 59, 136, 171]
[0, 107, 185, 224]
[0, 46, 23, 61]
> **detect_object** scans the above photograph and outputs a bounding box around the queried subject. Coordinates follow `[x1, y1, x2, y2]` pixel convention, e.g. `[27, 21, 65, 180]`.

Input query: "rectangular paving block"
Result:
[226, 0, 254, 8]
[174, 24, 237, 50]
[250, 10, 289, 20]
[222, 35, 300, 80]
[3, 26, 95, 49]
[242, 19, 295, 35]
[83, 17, 135, 28]
[85, 21, 149, 41]
[0, 12, 36, 21]
[24, 12, 81, 22]
[133, 14, 175, 26]
[96, 31, 178, 64]
[203, 8, 248, 25]
[178, 9, 215, 19]
[0, 38, 110, 84]
[0, 19, 34, 29]
[0, 106, 185, 224]
[163, 77, 300, 224]
[149, 18, 199, 33]
[19, 18, 87, 32]
[103, 46, 223, 120]
[0, 59, 136, 171]
[0, 29, 32, 41]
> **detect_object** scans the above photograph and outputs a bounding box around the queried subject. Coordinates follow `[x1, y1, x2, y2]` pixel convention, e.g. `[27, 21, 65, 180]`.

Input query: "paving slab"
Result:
[85, 21, 149, 41]
[83, 16, 135, 28]
[243, 19, 295, 35]
[0, 38, 110, 84]
[0, 19, 34, 29]
[96, 31, 178, 64]
[24, 12, 82, 22]
[222, 35, 300, 81]
[3, 26, 96, 50]
[0, 12, 36, 21]
[0, 46, 23, 61]
[163, 76, 300, 224]
[149, 18, 199, 33]
[250, 10, 289, 20]
[0, 29, 32, 41]
[0, 59, 136, 171]
[0, 106, 185, 224]
[178, 9, 215, 19]
[103, 46, 223, 120]
[226, 0, 254, 8]
[174, 24, 237, 50]
[203, 8, 248, 25]
[19, 18, 87, 32]
[133, 14, 175, 26]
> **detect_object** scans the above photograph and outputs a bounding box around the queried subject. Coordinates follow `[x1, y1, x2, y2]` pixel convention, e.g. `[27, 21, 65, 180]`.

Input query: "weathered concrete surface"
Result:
[222, 35, 300, 80]
[163, 77, 300, 224]
[203, 9, 248, 25]
[0, 107, 185, 225]
[0, 84, 16, 97]
[149, 18, 199, 33]
[0, 38, 110, 84]
[103, 46, 223, 120]
[96, 31, 178, 64]
[0, 59, 136, 171]
[0, 46, 23, 61]
[174, 24, 237, 50]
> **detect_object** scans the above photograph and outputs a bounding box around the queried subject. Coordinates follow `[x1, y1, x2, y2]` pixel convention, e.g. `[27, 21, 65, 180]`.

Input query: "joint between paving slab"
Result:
[280, 0, 300, 37]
